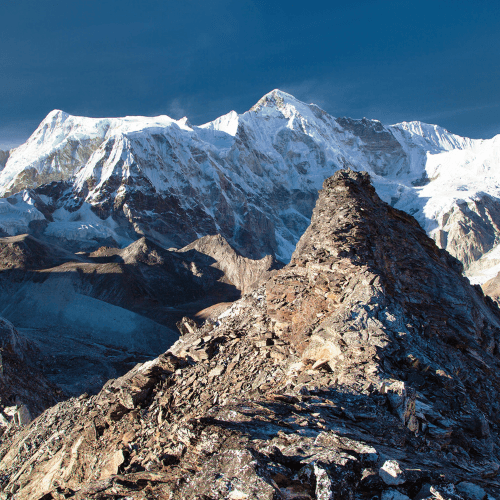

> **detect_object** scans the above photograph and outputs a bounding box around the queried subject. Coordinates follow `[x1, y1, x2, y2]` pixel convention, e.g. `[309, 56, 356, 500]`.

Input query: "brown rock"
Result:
[2, 171, 500, 499]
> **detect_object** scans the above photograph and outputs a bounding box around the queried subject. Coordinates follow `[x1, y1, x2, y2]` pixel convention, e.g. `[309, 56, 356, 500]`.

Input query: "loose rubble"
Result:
[2, 170, 500, 499]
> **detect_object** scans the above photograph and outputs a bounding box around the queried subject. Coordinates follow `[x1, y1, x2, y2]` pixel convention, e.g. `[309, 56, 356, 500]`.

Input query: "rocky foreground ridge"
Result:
[2, 170, 500, 499]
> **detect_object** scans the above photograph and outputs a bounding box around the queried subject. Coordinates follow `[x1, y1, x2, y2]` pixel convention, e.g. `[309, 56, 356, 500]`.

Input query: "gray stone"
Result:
[14, 404, 31, 426]
[314, 463, 334, 500]
[456, 482, 487, 500]
[208, 365, 225, 378]
[381, 489, 411, 500]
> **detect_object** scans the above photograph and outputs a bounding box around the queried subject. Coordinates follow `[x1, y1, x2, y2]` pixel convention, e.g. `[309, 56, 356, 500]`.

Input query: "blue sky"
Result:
[1, 0, 500, 149]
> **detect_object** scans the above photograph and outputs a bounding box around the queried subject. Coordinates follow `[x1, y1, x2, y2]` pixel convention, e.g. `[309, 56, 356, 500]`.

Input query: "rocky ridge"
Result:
[2, 170, 500, 499]
[176, 234, 283, 294]
[0, 317, 61, 432]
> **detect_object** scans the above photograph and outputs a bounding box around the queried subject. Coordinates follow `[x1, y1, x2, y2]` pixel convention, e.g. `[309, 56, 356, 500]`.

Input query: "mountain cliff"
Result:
[0, 150, 9, 171]
[2, 171, 500, 499]
[1, 91, 500, 285]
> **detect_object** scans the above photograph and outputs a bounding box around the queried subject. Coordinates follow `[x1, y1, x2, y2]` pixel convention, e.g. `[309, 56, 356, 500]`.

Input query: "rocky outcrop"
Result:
[0, 234, 76, 271]
[177, 234, 283, 293]
[0, 317, 61, 432]
[482, 273, 500, 305]
[0, 150, 9, 171]
[3, 170, 500, 498]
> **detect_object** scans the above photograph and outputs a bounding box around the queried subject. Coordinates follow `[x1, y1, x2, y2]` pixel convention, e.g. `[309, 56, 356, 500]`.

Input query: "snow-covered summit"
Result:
[391, 120, 475, 152]
[199, 89, 318, 137]
[0, 110, 192, 197]
[251, 89, 306, 111]
[200, 110, 239, 136]
[248, 88, 330, 126]
[1, 90, 500, 285]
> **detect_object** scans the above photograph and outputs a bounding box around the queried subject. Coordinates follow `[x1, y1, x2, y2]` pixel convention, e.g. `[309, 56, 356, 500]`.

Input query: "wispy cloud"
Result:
[153, 91, 243, 126]
[276, 76, 370, 118]
[166, 98, 189, 120]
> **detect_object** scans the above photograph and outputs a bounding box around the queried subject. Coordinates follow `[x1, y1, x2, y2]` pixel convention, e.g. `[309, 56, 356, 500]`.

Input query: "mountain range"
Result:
[3, 91, 500, 498]
[1, 90, 500, 286]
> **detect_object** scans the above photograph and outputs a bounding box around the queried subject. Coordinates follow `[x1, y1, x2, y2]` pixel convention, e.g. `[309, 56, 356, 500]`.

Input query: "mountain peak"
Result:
[265, 88, 296, 100]
[200, 109, 239, 135]
[42, 109, 70, 124]
[394, 120, 452, 136]
[391, 120, 474, 151]
[177, 116, 192, 129]
[250, 88, 305, 113]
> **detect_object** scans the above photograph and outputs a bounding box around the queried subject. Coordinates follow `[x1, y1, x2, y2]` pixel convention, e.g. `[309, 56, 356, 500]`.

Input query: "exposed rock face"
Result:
[0, 234, 277, 396]
[0, 317, 61, 429]
[437, 194, 500, 276]
[177, 234, 283, 293]
[1, 91, 500, 284]
[3, 170, 500, 498]
[482, 273, 500, 306]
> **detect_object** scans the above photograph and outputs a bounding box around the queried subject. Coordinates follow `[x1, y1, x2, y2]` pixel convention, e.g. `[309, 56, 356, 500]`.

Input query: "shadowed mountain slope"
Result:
[0, 317, 61, 428]
[2, 171, 500, 498]
[177, 234, 283, 294]
[0, 233, 79, 271]
[0, 234, 278, 396]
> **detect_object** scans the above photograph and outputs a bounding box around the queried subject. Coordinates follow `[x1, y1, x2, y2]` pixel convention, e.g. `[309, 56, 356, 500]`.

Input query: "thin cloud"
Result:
[277, 76, 382, 121]
[166, 98, 189, 120]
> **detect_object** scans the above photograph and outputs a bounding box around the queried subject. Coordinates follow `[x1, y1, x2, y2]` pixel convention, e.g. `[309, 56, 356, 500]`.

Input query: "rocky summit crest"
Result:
[2, 170, 500, 499]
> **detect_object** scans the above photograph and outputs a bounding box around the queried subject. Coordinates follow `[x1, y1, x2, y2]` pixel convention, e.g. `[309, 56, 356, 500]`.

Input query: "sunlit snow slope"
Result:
[1, 90, 500, 284]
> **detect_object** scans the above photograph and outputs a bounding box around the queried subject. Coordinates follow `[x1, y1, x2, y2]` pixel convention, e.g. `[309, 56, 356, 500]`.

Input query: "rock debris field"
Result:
[2, 170, 500, 499]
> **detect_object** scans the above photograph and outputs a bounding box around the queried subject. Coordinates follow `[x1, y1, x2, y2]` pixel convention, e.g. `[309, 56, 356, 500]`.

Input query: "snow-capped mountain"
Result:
[1, 89, 500, 284]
